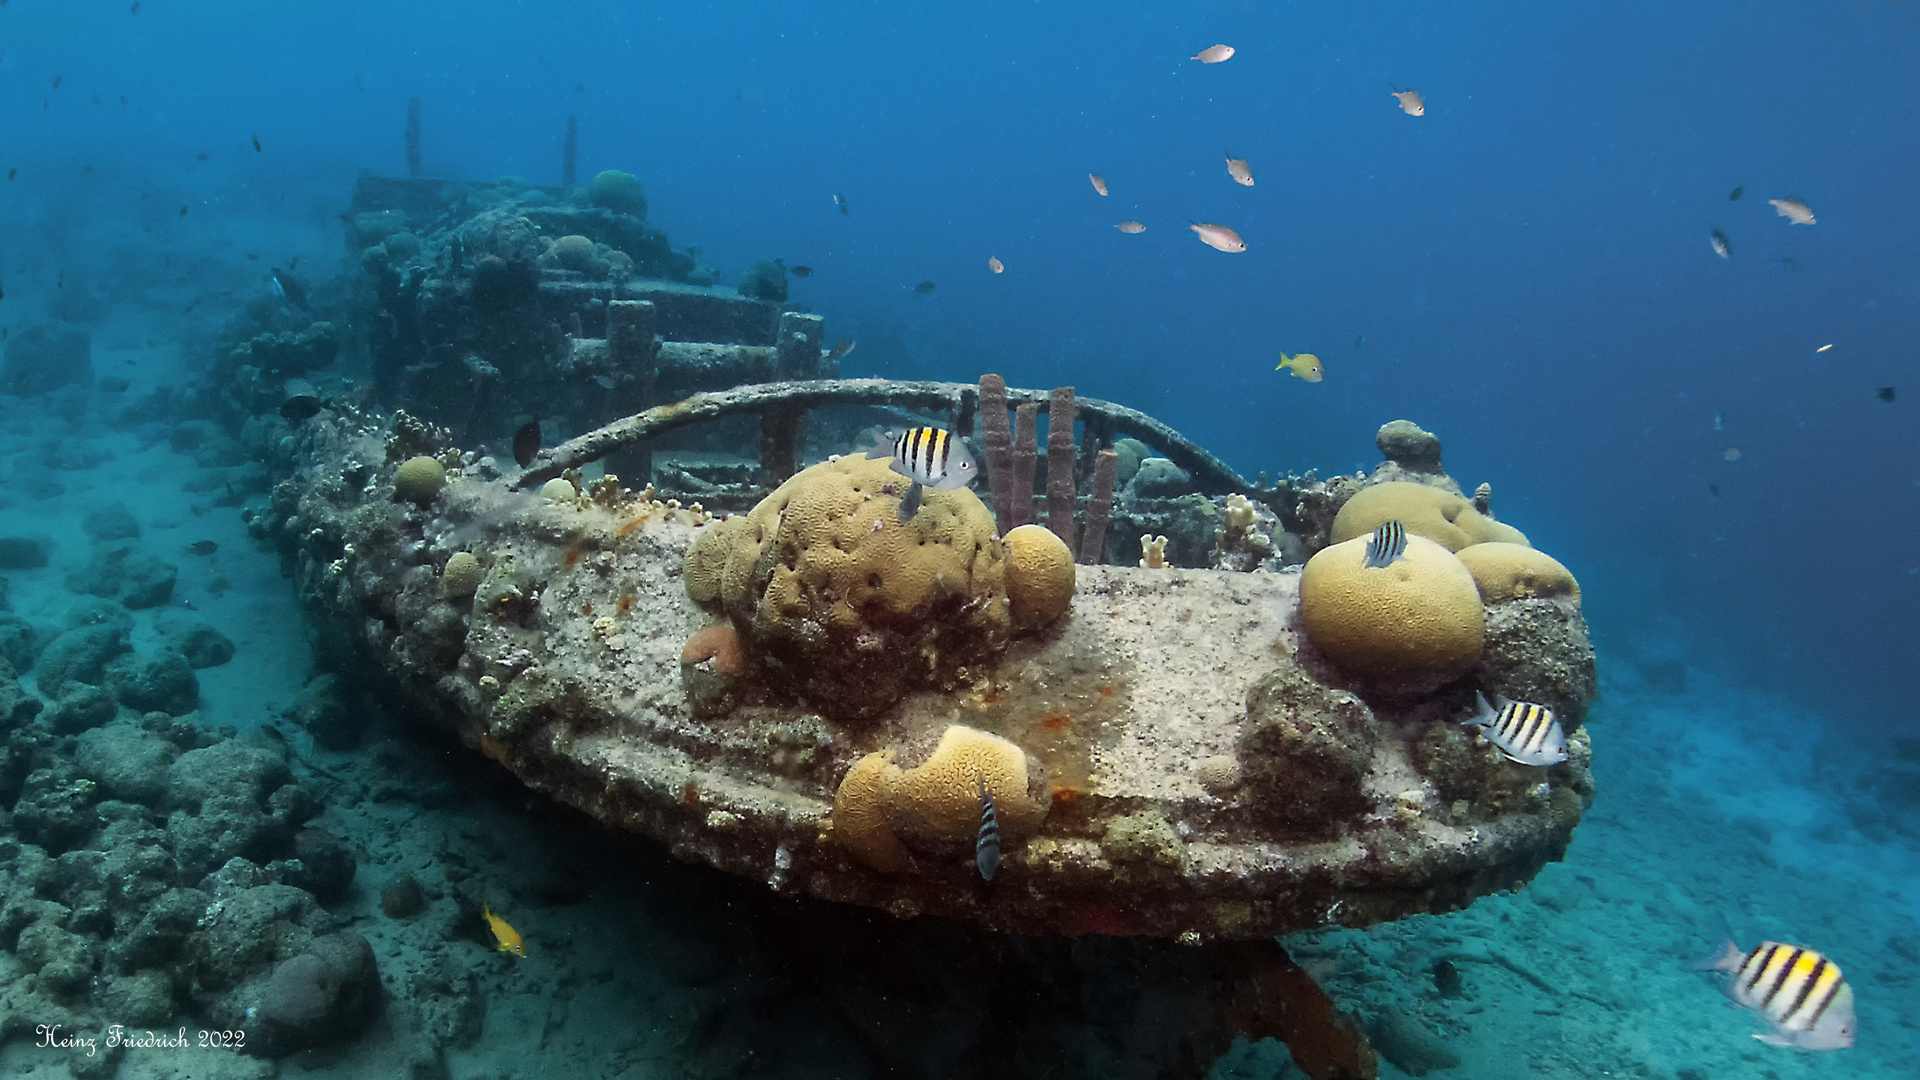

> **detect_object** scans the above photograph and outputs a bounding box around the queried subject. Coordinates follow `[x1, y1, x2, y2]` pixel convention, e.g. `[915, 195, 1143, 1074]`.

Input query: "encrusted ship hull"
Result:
[264, 387, 1595, 941]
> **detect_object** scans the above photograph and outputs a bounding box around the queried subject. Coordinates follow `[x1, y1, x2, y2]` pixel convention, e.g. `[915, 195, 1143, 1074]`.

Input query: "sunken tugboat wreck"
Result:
[237, 174, 1594, 1073]
[263, 387, 1595, 940]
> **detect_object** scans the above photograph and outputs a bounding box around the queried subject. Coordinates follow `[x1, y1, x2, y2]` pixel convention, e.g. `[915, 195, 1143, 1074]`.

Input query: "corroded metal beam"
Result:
[506, 378, 1252, 493]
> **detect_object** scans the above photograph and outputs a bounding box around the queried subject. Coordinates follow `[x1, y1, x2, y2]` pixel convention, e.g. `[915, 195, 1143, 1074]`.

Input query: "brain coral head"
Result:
[880, 725, 1047, 847]
[684, 516, 748, 606]
[588, 170, 648, 217]
[714, 456, 1009, 719]
[441, 552, 484, 599]
[549, 234, 597, 271]
[1455, 542, 1580, 606]
[393, 456, 446, 505]
[1332, 481, 1528, 551]
[1299, 530, 1485, 695]
[1002, 524, 1075, 632]
[831, 751, 911, 873]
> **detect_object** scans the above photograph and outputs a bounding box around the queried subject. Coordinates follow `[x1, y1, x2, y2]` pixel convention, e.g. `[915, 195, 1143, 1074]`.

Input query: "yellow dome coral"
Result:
[1002, 524, 1075, 631]
[1299, 531, 1485, 694]
[709, 455, 1009, 719]
[1456, 542, 1580, 606]
[880, 725, 1047, 846]
[831, 751, 911, 873]
[683, 515, 747, 606]
[441, 552, 484, 599]
[549, 234, 596, 271]
[1332, 481, 1528, 551]
[394, 456, 446, 505]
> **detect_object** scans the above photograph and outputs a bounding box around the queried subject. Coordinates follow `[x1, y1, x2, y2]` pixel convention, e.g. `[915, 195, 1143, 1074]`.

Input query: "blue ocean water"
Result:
[0, 1, 1915, 1077]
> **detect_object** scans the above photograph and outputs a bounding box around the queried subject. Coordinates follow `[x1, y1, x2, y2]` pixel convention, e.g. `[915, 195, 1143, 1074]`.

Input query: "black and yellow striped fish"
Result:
[975, 776, 1001, 882]
[1463, 691, 1567, 766]
[863, 426, 977, 522]
[1690, 933, 1856, 1050]
[1363, 520, 1407, 568]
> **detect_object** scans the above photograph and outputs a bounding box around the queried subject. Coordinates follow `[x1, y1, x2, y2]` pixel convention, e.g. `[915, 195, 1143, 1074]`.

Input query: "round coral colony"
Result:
[1002, 524, 1076, 631]
[1298, 530, 1485, 694]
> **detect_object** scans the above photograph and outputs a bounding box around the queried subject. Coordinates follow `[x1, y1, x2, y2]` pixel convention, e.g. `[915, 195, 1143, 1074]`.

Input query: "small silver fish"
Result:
[1188, 221, 1246, 252]
[1225, 153, 1255, 187]
[1192, 44, 1235, 64]
[1710, 230, 1731, 259]
[975, 776, 1001, 881]
[1769, 198, 1815, 225]
[864, 426, 977, 521]
[1689, 931, 1855, 1050]
[1391, 88, 1426, 116]
[1463, 691, 1567, 766]
[1363, 520, 1406, 569]
[1089, 173, 1109, 197]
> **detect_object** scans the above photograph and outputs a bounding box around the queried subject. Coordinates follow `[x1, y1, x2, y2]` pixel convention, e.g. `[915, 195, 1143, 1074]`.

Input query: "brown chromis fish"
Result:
[513, 416, 543, 468]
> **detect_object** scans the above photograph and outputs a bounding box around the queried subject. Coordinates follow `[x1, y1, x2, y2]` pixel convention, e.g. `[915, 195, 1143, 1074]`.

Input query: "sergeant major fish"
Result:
[1689, 930, 1855, 1050]
[975, 775, 1001, 881]
[1463, 691, 1568, 766]
[1363, 520, 1406, 568]
[864, 426, 977, 522]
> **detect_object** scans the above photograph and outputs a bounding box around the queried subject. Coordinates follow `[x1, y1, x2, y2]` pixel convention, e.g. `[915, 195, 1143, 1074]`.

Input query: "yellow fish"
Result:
[1276, 353, 1324, 382]
[483, 905, 526, 957]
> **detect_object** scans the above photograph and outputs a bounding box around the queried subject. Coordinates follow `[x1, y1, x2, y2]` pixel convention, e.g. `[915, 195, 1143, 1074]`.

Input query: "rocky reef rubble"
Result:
[248, 384, 1597, 943]
[0, 684, 381, 1066]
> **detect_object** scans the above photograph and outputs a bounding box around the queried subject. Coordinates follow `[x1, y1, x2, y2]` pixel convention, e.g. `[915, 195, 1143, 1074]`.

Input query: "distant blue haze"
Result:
[2, 0, 1915, 730]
